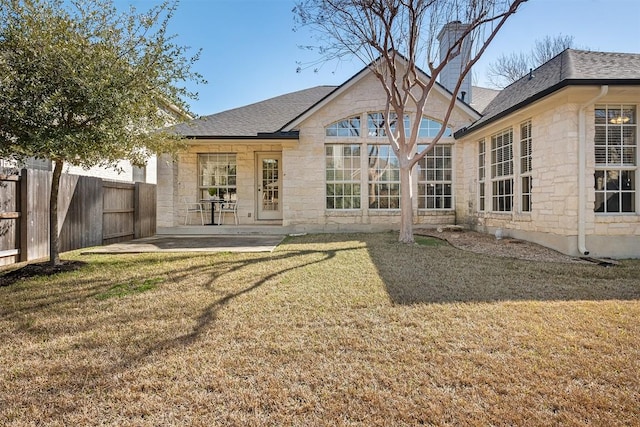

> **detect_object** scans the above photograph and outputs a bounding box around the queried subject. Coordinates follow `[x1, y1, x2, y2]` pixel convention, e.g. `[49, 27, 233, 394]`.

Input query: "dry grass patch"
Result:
[1, 233, 639, 426]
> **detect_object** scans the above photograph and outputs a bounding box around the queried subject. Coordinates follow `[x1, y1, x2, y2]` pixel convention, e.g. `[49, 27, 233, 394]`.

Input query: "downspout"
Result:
[577, 85, 608, 255]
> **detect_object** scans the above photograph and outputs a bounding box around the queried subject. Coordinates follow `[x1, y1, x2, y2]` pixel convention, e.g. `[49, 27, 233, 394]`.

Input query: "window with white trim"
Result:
[367, 145, 400, 209]
[478, 139, 486, 211]
[594, 105, 636, 213]
[520, 120, 532, 212]
[324, 114, 454, 212]
[325, 144, 361, 209]
[418, 145, 452, 209]
[326, 116, 361, 137]
[491, 128, 513, 212]
[199, 153, 237, 200]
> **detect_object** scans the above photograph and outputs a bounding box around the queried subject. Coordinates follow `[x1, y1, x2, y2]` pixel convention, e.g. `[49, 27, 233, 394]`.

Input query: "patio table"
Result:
[200, 198, 225, 225]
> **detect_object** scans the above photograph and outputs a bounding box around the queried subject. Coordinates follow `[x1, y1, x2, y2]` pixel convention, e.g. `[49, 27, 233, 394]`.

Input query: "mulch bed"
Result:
[0, 260, 86, 287]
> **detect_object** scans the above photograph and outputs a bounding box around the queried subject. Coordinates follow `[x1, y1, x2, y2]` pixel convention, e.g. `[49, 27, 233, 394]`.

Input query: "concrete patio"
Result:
[83, 234, 286, 254]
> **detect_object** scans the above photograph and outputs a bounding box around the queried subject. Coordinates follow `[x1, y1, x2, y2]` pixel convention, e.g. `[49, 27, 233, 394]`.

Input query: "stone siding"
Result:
[284, 72, 475, 230]
[457, 90, 639, 258]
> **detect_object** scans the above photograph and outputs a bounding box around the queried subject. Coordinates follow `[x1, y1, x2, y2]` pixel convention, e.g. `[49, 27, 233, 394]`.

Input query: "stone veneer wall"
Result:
[156, 153, 176, 228]
[457, 92, 639, 258]
[284, 72, 475, 232]
[157, 142, 284, 227]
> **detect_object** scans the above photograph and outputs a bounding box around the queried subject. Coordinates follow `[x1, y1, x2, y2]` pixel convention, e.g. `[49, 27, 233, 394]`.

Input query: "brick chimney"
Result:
[437, 21, 472, 104]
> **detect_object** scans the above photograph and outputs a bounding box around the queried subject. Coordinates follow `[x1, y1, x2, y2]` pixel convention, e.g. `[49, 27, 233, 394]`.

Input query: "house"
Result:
[161, 34, 639, 258]
[454, 49, 640, 259]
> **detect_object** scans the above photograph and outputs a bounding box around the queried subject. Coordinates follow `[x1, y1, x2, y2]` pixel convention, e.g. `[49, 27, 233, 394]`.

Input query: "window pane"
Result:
[622, 171, 635, 190]
[522, 175, 532, 212]
[594, 168, 636, 213]
[325, 144, 361, 210]
[492, 178, 513, 212]
[368, 145, 400, 209]
[491, 128, 513, 178]
[490, 128, 514, 212]
[419, 117, 453, 138]
[417, 145, 453, 210]
[595, 192, 605, 212]
[595, 105, 637, 168]
[622, 192, 635, 212]
[366, 112, 411, 137]
[367, 113, 386, 137]
[199, 153, 237, 200]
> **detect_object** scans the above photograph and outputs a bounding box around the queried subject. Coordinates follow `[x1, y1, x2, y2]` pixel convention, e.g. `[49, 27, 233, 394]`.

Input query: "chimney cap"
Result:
[437, 21, 470, 41]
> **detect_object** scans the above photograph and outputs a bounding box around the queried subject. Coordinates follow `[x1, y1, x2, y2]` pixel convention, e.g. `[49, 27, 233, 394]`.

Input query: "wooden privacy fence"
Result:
[0, 169, 156, 266]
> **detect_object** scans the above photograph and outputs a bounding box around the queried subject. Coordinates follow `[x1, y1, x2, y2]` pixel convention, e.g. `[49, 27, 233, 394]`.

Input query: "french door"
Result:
[256, 153, 282, 220]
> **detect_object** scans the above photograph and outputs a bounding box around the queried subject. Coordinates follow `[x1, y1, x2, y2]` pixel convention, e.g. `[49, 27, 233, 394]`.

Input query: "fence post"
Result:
[19, 169, 28, 262]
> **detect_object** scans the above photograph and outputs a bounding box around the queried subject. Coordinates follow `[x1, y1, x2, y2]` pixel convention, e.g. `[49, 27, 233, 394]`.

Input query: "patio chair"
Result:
[217, 201, 239, 225]
[182, 197, 205, 225]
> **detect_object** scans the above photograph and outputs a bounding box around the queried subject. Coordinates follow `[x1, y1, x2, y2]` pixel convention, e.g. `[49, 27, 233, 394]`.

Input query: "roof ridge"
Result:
[560, 49, 569, 81]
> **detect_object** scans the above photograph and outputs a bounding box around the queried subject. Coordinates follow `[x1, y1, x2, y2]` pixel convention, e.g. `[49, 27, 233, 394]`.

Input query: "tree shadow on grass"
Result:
[0, 240, 367, 421]
[0, 240, 362, 364]
[2, 232, 639, 423]
[366, 233, 640, 304]
[132, 243, 359, 360]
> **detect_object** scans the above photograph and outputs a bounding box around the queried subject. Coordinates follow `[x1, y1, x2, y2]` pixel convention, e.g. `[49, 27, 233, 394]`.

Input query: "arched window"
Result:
[325, 116, 361, 137]
[419, 117, 452, 138]
[367, 112, 410, 137]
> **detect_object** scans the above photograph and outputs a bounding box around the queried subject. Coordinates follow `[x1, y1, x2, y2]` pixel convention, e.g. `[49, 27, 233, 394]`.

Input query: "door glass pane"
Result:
[262, 159, 279, 211]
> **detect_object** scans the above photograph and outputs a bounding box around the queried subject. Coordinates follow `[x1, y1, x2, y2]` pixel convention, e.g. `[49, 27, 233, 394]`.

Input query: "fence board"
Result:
[59, 175, 103, 252]
[102, 181, 135, 245]
[0, 174, 20, 266]
[135, 183, 156, 238]
[23, 170, 51, 261]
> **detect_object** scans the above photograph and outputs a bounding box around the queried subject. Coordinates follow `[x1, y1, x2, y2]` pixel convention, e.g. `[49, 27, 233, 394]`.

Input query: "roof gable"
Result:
[281, 54, 481, 131]
[469, 86, 500, 113]
[172, 51, 493, 139]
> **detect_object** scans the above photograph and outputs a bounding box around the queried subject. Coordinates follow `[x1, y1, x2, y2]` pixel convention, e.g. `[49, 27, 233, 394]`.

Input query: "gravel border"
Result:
[415, 229, 591, 264]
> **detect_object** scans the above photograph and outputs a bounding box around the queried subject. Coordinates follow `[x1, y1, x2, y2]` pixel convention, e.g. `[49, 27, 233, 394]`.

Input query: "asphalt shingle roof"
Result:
[173, 83, 493, 139]
[172, 85, 337, 138]
[459, 49, 640, 135]
[173, 50, 640, 140]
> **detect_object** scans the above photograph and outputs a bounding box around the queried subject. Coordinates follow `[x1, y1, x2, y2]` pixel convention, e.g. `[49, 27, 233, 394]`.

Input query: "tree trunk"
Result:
[398, 163, 414, 243]
[49, 160, 63, 266]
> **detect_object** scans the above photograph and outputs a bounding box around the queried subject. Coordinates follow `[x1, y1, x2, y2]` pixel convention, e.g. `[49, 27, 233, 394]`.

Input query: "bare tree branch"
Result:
[293, 0, 527, 243]
[487, 33, 576, 88]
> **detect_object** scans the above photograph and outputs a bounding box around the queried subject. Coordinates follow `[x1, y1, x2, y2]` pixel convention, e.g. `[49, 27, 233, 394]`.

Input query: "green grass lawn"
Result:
[1, 233, 639, 426]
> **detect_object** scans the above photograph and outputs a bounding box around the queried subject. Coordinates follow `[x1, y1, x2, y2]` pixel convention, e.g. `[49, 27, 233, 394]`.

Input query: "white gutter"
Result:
[577, 85, 608, 255]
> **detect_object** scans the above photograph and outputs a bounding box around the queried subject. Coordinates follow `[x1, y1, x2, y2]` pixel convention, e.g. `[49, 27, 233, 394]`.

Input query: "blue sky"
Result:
[119, 0, 640, 117]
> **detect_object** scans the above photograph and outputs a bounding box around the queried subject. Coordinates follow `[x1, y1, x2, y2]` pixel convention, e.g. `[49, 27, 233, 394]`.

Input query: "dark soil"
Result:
[0, 260, 86, 287]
